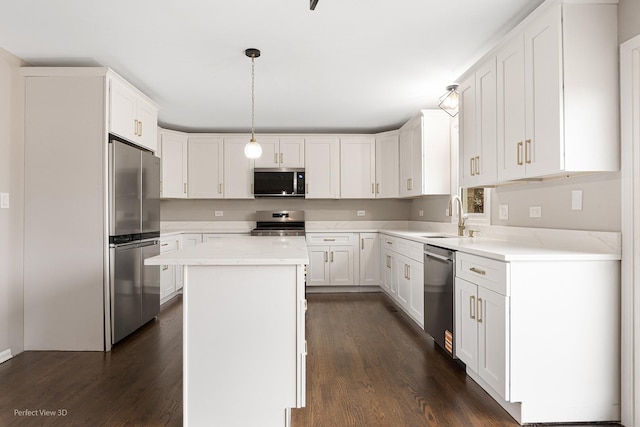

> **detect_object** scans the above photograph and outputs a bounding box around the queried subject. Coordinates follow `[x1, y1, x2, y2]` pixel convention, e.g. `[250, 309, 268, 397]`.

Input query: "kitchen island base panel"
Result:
[184, 264, 303, 427]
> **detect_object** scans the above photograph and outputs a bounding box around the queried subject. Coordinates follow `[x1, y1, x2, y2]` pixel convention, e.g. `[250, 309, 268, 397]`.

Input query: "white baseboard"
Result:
[0, 349, 13, 364]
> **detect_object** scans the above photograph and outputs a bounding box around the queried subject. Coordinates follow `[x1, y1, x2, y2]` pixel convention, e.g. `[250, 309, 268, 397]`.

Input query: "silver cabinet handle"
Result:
[274, 153, 278, 164]
[161, 243, 169, 247]
[183, 183, 187, 194]
[407, 264, 410, 280]
[134, 119, 139, 136]
[323, 238, 335, 242]
[517, 141, 524, 165]
[306, 184, 309, 194]
[470, 157, 475, 176]
[330, 251, 334, 262]
[525, 139, 532, 164]
[324, 251, 328, 263]
[376, 183, 380, 194]
[280, 153, 283, 164]
[470, 295, 476, 320]
[386, 255, 391, 268]
[475, 156, 480, 175]
[371, 183, 374, 194]
[477, 297, 483, 323]
[361, 238, 364, 250]
[139, 120, 143, 137]
[219, 183, 223, 193]
[470, 267, 486, 276]
[162, 265, 168, 271]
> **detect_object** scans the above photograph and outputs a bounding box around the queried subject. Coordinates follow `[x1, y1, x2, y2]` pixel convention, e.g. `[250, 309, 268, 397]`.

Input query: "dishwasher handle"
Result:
[424, 251, 453, 263]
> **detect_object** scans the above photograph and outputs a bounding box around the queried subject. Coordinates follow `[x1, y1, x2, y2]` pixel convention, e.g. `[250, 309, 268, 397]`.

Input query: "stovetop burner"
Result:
[250, 210, 305, 237]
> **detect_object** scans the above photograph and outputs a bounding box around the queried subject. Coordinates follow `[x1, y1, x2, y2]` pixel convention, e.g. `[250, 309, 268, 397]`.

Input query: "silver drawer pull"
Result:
[161, 243, 169, 247]
[323, 238, 335, 241]
[470, 267, 486, 276]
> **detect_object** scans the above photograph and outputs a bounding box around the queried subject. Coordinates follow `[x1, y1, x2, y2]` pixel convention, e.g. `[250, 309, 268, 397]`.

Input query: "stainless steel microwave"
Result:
[253, 168, 305, 197]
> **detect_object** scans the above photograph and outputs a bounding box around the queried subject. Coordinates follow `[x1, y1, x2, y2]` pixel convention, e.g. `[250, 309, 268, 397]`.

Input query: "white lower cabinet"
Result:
[306, 233, 357, 287]
[454, 251, 620, 424]
[160, 235, 182, 303]
[359, 233, 379, 286]
[379, 235, 424, 327]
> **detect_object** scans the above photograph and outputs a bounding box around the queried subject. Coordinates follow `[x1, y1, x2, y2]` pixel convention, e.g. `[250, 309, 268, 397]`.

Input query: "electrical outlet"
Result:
[418, 210, 424, 217]
[499, 205, 509, 220]
[356, 210, 366, 217]
[214, 211, 223, 217]
[0, 193, 8, 209]
[529, 206, 542, 218]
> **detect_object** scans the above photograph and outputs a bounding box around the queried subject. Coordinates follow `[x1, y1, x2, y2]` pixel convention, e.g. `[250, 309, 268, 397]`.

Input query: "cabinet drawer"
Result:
[160, 237, 180, 253]
[381, 236, 399, 250]
[306, 233, 356, 245]
[401, 239, 423, 263]
[456, 252, 508, 296]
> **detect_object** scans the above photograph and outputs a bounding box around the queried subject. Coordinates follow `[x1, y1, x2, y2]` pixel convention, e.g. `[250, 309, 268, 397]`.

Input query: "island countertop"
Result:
[145, 235, 309, 266]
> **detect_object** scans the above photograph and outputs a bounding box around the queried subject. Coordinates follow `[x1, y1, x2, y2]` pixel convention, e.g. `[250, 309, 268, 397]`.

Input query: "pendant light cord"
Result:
[250, 55, 256, 142]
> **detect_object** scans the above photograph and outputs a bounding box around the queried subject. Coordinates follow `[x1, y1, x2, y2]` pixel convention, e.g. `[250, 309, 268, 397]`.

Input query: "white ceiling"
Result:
[0, 0, 544, 133]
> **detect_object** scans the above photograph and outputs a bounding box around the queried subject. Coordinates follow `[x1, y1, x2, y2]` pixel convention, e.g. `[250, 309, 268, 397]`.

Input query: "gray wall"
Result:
[0, 47, 26, 357]
[161, 198, 412, 222]
[409, 195, 451, 222]
[619, 0, 640, 44]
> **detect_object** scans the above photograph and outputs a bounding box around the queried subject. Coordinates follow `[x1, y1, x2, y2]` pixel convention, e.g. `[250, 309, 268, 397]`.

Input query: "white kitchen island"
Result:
[145, 236, 308, 427]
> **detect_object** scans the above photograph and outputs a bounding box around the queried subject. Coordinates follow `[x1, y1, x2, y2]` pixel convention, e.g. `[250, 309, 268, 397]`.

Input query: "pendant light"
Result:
[244, 48, 263, 159]
[438, 84, 459, 117]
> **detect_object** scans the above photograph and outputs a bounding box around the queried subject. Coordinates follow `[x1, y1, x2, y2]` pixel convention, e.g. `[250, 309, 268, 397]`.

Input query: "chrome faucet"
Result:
[449, 195, 467, 237]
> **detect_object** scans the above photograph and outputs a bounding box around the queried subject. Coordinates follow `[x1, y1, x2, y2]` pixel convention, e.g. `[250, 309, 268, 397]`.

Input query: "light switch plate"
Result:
[0, 193, 9, 209]
[529, 206, 542, 218]
[418, 210, 424, 217]
[571, 190, 583, 211]
[499, 205, 509, 220]
[214, 211, 223, 217]
[356, 210, 366, 217]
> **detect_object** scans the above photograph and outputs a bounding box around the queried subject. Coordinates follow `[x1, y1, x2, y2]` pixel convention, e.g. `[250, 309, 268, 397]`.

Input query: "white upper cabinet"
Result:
[254, 138, 305, 168]
[399, 110, 451, 197]
[459, 57, 498, 188]
[305, 138, 340, 199]
[109, 76, 158, 152]
[495, 2, 618, 182]
[187, 136, 224, 199]
[375, 134, 399, 198]
[340, 137, 376, 199]
[159, 130, 187, 199]
[223, 138, 254, 199]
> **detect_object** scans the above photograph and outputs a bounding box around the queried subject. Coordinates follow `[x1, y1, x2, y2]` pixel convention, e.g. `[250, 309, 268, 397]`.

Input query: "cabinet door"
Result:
[160, 132, 188, 199]
[359, 233, 379, 286]
[279, 138, 305, 168]
[497, 36, 527, 181]
[109, 79, 137, 143]
[476, 57, 498, 185]
[306, 246, 330, 286]
[375, 135, 399, 198]
[458, 74, 477, 188]
[523, 5, 563, 178]
[455, 277, 478, 372]
[340, 138, 376, 199]
[160, 263, 176, 301]
[396, 257, 410, 307]
[188, 136, 224, 198]
[136, 97, 158, 152]
[381, 251, 393, 294]
[399, 128, 413, 197]
[408, 258, 424, 327]
[478, 286, 510, 400]
[305, 138, 339, 199]
[253, 138, 280, 168]
[330, 246, 355, 286]
[399, 118, 422, 197]
[223, 139, 254, 199]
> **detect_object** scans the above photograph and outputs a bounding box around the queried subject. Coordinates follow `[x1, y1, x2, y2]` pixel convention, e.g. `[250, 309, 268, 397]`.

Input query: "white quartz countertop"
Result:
[145, 236, 309, 266]
[378, 230, 620, 262]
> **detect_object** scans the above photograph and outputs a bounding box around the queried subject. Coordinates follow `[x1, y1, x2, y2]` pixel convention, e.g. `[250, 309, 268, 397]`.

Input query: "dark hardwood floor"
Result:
[0, 292, 622, 427]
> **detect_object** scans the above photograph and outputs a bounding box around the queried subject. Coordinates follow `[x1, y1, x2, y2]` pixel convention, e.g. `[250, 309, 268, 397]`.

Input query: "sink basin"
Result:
[422, 234, 457, 239]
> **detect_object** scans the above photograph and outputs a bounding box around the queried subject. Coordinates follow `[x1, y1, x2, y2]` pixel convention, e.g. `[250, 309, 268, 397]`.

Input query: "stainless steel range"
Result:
[251, 210, 305, 236]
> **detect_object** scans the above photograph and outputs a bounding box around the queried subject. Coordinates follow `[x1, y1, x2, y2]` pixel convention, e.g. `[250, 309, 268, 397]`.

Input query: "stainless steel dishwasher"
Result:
[424, 244, 456, 357]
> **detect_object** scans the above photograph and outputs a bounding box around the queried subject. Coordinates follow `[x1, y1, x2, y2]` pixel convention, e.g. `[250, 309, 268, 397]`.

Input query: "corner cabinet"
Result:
[109, 75, 158, 152]
[494, 2, 618, 182]
[399, 110, 451, 197]
[454, 251, 620, 424]
[159, 130, 188, 199]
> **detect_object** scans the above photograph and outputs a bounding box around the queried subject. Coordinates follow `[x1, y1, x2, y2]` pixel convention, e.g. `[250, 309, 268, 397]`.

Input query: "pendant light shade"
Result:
[244, 48, 262, 159]
[438, 84, 459, 117]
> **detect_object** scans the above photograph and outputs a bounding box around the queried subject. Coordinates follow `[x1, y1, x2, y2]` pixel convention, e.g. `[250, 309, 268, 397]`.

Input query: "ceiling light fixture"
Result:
[310, 0, 319, 10]
[438, 84, 459, 117]
[244, 48, 263, 159]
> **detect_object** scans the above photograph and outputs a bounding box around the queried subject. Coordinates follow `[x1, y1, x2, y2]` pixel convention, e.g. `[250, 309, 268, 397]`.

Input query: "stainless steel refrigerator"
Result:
[108, 138, 161, 344]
